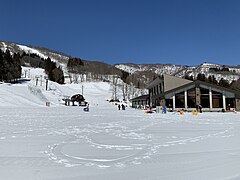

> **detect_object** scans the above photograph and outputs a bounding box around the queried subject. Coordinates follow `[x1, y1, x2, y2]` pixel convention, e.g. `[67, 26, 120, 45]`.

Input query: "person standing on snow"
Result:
[121, 104, 125, 110]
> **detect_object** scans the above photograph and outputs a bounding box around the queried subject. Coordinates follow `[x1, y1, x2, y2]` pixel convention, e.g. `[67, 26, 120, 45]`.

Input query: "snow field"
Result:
[0, 104, 240, 179]
[0, 67, 240, 179]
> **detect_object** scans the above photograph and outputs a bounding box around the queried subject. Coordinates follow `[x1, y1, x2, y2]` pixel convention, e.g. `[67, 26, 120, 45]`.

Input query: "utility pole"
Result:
[44, 76, 49, 91]
[24, 70, 27, 78]
[35, 76, 39, 86]
[46, 78, 48, 91]
[28, 69, 31, 78]
[82, 85, 84, 95]
[40, 75, 43, 86]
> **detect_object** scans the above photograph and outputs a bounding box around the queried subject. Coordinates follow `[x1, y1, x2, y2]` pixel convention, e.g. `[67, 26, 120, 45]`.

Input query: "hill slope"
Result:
[0, 67, 112, 107]
[1, 40, 240, 87]
[115, 62, 240, 82]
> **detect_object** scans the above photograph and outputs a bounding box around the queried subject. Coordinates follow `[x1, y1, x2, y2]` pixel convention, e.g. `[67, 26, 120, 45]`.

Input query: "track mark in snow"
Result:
[45, 122, 152, 168]
[44, 112, 238, 170]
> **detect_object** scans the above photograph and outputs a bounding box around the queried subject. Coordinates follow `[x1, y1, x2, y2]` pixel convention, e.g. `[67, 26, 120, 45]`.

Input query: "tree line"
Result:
[66, 57, 152, 90]
[0, 49, 64, 84]
[184, 73, 239, 89]
[44, 57, 64, 84]
[0, 49, 22, 82]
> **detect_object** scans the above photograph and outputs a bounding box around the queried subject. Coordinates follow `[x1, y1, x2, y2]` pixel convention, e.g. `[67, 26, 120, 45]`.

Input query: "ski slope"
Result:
[0, 67, 112, 107]
[0, 69, 240, 180]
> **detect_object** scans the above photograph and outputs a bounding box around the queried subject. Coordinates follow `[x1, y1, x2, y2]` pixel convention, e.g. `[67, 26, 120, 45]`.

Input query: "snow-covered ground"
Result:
[0, 68, 240, 180]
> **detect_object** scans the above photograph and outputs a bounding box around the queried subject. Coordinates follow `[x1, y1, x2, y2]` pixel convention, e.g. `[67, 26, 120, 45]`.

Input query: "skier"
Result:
[83, 103, 89, 112]
[199, 104, 202, 113]
[121, 104, 125, 110]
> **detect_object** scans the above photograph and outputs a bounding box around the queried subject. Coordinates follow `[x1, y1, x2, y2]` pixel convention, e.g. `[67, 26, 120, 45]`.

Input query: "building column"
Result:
[149, 89, 152, 107]
[236, 99, 240, 111]
[184, 89, 188, 110]
[196, 87, 201, 105]
[223, 92, 226, 110]
[209, 87, 213, 111]
[173, 95, 176, 111]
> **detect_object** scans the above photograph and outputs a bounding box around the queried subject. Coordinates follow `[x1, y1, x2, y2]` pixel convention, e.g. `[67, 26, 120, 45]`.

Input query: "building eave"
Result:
[146, 76, 163, 89]
[162, 80, 240, 97]
[130, 95, 149, 101]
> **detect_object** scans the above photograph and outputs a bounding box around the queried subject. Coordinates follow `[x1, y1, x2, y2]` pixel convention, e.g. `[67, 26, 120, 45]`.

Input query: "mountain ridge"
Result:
[1, 40, 240, 86]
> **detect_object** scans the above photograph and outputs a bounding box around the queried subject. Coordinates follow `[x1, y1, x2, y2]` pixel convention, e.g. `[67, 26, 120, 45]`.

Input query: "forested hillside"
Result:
[1, 40, 240, 91]
[0, 49, 21, 82]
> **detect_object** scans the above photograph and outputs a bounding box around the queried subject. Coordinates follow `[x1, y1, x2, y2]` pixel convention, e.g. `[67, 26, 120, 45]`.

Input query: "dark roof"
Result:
[162, 80, 240, 98]
[146, 76, 162, 89]
[130, 95, 149, 101]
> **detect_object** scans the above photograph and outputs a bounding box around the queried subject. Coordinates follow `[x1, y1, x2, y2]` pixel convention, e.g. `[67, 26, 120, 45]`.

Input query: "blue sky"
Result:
[1, 0, 240, 65]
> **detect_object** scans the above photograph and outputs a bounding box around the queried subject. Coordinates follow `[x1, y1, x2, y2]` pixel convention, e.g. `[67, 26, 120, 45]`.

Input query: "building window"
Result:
[165, 99, 173, 109]
[200, 88, 210, 108]
[226, 98, 236, 109]
[156, 85, 159, 95]
[159, 83, 162, 93]
[187, 88, 196, 108]
[175, 91, 185, 108]
[212, 90, 223, 108]
[162, 82, 164, 92]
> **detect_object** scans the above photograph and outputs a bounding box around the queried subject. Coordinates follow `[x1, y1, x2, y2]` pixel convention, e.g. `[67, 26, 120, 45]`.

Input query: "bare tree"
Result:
[129, 82, 137, 99]
[121, 83, 131, 101]
[122, 83, 126, 100]
[67, 73, 73, 83]
[73, 74, 79, 83]
[111, 76, 120, 100]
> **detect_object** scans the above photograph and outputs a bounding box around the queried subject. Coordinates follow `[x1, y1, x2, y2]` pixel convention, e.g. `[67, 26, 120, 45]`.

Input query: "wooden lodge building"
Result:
[130, 95, 149, 109]
[131, 74, 240, 112]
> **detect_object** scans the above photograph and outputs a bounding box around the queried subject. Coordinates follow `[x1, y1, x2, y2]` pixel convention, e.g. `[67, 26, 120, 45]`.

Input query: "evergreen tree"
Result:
[4, 49, 12, 62]
[0, 50, 21, 82]
[0, 50, 4, 81]
[184, 74, 194, 81]
[120, 70, 130, 83]
[44, 57, 64, 84]
[196, 73, 206, 82]
[51, 66, 64, 84]
[221, 66, 229, 72]
[218, 78, 230, 87]
[67, 57, 84, 73]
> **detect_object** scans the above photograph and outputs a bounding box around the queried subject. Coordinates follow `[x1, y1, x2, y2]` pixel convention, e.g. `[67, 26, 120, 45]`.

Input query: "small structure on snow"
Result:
[71, 94, 85, 106]
[62, 94, 86, 106]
